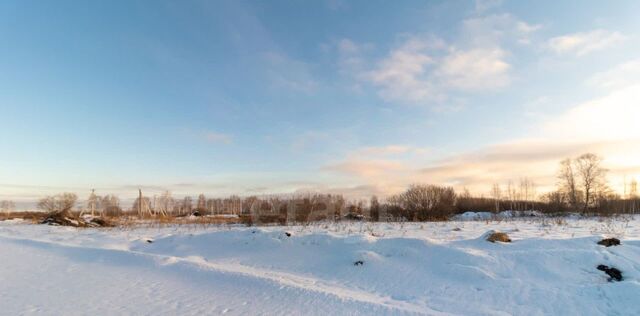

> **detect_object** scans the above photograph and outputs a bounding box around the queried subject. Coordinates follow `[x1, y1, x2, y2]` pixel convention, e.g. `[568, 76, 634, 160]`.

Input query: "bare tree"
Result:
[196, 194, 207, 212]
[182, 196, 193, 215]
[506, 181, 516, 210]
[100, 195, 121, 216]
[519, 178, 535, 211]
[630, 178, 638, 214]
[0, 200, 15, 215]
[491, 183, 501, 213]
[38, 193, 78, 215]
[558, 158, 579, 210]
[156, 191, 174, 216]
[370, 195, 380, 221]
[574, 153, 607, 212]
[543, 190, 566, 213]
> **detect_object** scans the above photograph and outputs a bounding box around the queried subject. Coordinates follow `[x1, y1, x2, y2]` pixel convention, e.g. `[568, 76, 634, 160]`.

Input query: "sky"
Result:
[2, 0, 640, 208]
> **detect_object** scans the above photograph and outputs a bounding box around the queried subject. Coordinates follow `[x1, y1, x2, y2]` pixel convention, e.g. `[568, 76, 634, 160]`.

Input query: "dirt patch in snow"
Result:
[597, 265, 623, 282]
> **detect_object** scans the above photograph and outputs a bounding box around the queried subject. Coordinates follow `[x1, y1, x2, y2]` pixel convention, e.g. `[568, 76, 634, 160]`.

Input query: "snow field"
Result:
[0, 217, 639, 315]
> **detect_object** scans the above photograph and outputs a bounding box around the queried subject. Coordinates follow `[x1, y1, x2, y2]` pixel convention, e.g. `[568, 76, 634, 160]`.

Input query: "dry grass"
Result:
[0, 212, 46, 223]
[115, 215, 244, 230]
[486, 232, 511, 243]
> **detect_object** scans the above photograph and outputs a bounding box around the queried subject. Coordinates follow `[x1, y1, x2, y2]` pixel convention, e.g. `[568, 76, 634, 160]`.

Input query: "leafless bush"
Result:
[38, 193, 78, 215]
[387, 184, 456, 221]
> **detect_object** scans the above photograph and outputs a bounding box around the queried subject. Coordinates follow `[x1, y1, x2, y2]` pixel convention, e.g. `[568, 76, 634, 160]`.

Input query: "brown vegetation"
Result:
[486, 232, 511, 243]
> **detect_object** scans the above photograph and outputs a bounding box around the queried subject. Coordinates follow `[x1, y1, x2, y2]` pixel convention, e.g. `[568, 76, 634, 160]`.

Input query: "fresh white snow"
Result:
[1, 217, 639, 315]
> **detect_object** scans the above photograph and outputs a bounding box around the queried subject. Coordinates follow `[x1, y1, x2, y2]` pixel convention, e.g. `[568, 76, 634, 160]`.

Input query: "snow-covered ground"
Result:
[1, 217, 639, 315]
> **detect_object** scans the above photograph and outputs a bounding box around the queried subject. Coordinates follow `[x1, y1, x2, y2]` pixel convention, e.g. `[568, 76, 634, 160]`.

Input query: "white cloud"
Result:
[548, 29, 625, 56]
[348, 13, 538, 105]
[364, 40, 512, 103]
[438, 48, 511, 90]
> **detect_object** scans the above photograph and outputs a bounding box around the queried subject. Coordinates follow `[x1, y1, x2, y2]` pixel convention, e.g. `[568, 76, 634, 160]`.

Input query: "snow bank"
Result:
[454, 210, 544, 221]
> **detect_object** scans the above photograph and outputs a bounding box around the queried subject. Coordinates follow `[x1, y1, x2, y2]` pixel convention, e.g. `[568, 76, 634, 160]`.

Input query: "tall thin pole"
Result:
[138, 189, 143, 218]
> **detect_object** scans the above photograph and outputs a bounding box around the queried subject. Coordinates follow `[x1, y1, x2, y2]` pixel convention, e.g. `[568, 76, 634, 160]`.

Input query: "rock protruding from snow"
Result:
[597, 238, 621, 247]
[597, 265, 623, 282]
[485, 231, 511, 243]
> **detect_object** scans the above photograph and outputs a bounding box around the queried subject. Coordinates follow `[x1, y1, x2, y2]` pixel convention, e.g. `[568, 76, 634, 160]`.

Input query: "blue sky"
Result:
[2, 0, 640, 206]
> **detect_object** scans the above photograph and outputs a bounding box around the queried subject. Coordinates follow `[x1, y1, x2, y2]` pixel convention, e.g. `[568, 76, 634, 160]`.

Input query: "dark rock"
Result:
[354, 260, 364, 266]
[285, 232, 291, 237]
[146, 239, 154, 243]
[597, 238, 621, 247]
[597, 265, 623, 282]
[452, 227, 462, 231]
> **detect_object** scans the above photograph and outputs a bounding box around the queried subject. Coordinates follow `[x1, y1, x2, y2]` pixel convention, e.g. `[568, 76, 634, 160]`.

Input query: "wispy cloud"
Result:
[587, 59, 640, 90]
[365, 38, 440, 102]
[548, 29, 625, 56]
[290, 130, 329, 151]
[204, 132, 233, 144]
[264, 52, 319, 93]
[325, 0, 348, 11]
[461, 13, 541, 46]
[474, 0, 503, 13]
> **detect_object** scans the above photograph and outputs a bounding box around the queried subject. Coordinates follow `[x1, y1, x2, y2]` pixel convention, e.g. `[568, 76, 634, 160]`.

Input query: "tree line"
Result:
[21, 153, 640, 222]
